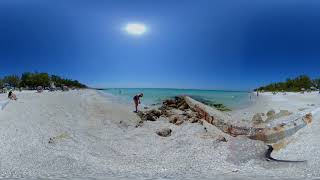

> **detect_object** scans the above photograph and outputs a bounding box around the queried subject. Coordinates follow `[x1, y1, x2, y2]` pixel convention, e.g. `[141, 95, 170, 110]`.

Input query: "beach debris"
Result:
[156, 128, 172, 137]
[48, 132, 70, 144]
[48, 138, 54, 144]
[265, 145, 305, 163]
[216, 135, 227, 142]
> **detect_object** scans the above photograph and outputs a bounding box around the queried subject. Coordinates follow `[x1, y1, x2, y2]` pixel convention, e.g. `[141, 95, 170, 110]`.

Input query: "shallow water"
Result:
[102, 88, 252, 109]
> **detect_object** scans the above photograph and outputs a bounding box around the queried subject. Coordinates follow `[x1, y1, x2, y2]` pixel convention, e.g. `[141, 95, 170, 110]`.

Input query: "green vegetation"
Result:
[2, 75, 20, 88]
[256, 75, 319, 92]
[0, 72, 87, 89]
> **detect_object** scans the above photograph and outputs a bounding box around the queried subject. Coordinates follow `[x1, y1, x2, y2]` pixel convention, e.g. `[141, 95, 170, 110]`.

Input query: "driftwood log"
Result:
[184, 96, 313, 144]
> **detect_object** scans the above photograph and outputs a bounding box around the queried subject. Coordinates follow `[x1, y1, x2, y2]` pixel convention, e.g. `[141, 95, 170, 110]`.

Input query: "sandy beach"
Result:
[0, 89, 319, 179]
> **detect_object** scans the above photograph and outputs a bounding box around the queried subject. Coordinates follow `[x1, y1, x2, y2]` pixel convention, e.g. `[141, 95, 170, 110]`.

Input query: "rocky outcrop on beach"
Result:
[136, 96, 202, 126]
[136, 109, 162, 122]
[136, 96, 314, 145]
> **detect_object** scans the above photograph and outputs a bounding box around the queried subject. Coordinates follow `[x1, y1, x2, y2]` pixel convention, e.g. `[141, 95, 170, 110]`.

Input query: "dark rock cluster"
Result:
[136, 96, 203, 127]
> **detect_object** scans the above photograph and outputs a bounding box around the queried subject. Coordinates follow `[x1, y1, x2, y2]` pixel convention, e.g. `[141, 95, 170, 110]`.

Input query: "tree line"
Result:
[0, 72, 87, 89]
[256, 75, 320, 92]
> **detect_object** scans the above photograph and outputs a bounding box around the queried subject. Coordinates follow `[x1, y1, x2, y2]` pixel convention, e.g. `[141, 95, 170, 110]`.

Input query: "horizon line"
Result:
[90, 87, 251, 92]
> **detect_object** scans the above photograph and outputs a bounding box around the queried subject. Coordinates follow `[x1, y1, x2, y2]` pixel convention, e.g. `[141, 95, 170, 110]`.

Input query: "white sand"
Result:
[0, 90, 319, 179]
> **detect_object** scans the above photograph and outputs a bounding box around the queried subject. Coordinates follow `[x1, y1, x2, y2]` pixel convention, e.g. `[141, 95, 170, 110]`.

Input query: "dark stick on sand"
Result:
[265, 145, 306, 163]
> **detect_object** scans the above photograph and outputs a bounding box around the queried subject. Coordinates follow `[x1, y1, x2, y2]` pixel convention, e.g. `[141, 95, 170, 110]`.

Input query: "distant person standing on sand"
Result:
[133, 93, 143, 113]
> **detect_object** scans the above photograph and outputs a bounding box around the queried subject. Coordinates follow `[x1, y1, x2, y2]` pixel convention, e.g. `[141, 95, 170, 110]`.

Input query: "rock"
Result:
[169, 116, 179, 124]
[149, 109, 162, 118]
[145, 114, 156, 121]
[178, 103, 189, 110]
[266, 110, 292, 122]
[175, 119, 184, 125]
[303, 113, 312, 124]
[136, 109, 162, 121]
[136, 111, 145, 119]
[266, 109, 276, 118]
[252, 113, 263, 124]
[156, 128, 172, 137]
[48, 138, 54, 144]
[278, 110, 292, 116]
[168, 104, 177, 108]
[190, 117, 198, 123]
[144, 106, 149, 109]
[164, 99, 176, 105]
[216, 135, 227, 142]
[135, 120, 144, 128]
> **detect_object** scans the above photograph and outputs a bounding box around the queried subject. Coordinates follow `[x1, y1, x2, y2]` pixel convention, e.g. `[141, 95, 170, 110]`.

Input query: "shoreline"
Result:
[99, 88, 252, 111]
[0, 89, 319, 178]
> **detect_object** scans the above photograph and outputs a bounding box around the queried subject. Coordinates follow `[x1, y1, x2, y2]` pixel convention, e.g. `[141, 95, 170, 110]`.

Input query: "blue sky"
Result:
[1, 0, 320, 90]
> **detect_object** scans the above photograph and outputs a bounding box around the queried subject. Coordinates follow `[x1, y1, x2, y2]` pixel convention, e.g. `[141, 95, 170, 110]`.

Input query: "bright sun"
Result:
[124, 23, 147, 35]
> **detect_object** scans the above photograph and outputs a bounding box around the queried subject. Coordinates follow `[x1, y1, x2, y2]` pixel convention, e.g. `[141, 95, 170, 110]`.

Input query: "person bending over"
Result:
[133, 93, 143, 113]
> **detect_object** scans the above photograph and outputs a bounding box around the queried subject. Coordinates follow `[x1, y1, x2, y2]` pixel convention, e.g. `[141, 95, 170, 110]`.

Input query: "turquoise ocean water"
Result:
[101, 88, 252, 110]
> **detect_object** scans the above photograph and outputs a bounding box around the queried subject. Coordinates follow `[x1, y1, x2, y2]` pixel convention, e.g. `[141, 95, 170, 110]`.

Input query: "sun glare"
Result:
[124, 23, 147, 35]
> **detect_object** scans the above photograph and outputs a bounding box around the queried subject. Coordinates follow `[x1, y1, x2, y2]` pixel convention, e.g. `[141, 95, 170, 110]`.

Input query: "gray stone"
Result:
[266, 109, 276, 118]
[156, 128, 172, 137]
[175, 119, 184, 125]
[216, 135, 227, 142]
[252, 113, 263, 124]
